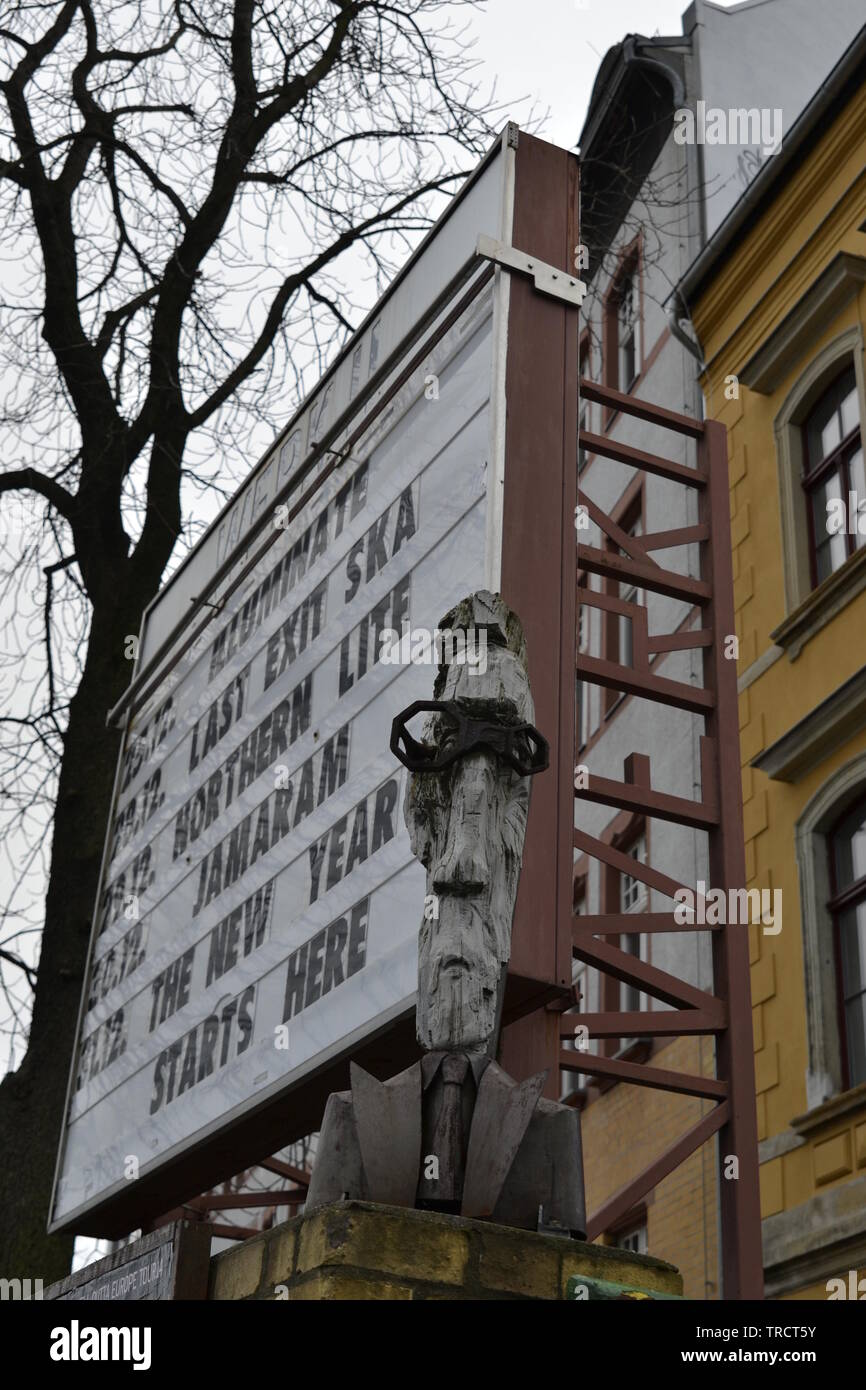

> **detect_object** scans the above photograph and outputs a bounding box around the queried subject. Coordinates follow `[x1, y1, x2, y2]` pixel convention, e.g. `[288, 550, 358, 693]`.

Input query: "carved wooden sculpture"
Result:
[307, 592, 586, 1236]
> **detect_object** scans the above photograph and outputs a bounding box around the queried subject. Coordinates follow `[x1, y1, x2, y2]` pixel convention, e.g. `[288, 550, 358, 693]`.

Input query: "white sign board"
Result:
[51, 133, 516, 1231]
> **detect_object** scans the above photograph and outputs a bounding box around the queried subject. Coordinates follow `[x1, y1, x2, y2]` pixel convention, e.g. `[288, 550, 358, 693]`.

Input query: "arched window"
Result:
[617, 268, 638, 393]
[772, 330, 866, 642]
[602, 240, 641, 409]
[802, 365, 864, 587]
[794, 756, 866, 1109]
[828, 796, 866, 1089]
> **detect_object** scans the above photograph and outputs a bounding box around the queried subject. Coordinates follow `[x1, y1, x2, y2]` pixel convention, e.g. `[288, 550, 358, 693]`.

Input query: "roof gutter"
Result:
[626, 38, 686, 110]
[579, 34, 686, 155]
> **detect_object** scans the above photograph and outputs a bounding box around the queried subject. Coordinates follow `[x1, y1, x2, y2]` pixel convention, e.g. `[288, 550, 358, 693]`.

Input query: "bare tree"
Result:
[0, 0, 501, 1279]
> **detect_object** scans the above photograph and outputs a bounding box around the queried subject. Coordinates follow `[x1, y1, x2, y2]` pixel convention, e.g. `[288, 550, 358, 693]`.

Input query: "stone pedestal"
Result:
[208, 1200, 682, 1301]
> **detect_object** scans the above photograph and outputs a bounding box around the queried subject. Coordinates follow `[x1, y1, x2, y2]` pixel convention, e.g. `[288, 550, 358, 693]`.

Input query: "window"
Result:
[620, 831, 647, 1014]
[561, 880, 588, 1100]
[803, 366, 864, 587]
[598, 823, 648, 1065]
[603, 246, 640, 405]
[578, 339, 591, 473]
[577, 576, 590, 750]
[621, 836, 646, 912]
[603, 499, 643, 715]
[618, 269, 638, 392]
[773, 331, 866, 640]
[828, 797, 866, 1089]
[573, 876, 586, 917]
[795, 756, 866, 1109]
[619, 515, 643, 671]
[614, 1222, 648, 1256]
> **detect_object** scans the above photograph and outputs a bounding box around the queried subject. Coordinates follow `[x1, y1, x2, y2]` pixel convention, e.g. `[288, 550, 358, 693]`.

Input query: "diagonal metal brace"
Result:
[476, 233, 587, 307]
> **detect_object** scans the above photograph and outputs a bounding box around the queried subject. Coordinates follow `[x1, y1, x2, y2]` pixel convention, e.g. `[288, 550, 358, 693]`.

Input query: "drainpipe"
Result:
[667, 290, 705, 369]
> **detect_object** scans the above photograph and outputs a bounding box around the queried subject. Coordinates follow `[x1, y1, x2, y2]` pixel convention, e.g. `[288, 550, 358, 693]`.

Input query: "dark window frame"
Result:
[600, 815, 649, 1056]
[827, 794, 866, 1092]
[602, 488, 643, 717]
[801, 365, 862, 589]
[578, 331, 591, 473]
[602, 239, 641, 419]
[577, 571, 589, 750]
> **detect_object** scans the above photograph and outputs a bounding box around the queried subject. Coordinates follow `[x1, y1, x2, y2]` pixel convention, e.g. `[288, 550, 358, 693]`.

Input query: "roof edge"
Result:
[674, 24, 866, 310]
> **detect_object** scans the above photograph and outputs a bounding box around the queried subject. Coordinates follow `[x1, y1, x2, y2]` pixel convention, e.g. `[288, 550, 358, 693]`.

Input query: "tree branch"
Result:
[138, 0, 360, 440]
[0, 469, 75, 521]
[0, 949, 36, 990]
[95, 285, 160, 360]
[186, 169, 466, 430]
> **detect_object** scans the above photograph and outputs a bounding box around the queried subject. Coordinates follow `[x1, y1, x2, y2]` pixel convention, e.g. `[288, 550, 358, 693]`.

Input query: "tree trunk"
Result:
[0, 577, 145, 1281]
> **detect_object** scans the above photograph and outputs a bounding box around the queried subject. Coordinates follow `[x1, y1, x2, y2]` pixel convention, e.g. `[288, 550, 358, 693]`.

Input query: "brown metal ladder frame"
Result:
[565, 377, 763, 1300]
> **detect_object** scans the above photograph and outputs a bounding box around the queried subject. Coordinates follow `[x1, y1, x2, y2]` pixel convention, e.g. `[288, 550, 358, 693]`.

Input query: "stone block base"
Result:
[208, 1200, 682, 1301]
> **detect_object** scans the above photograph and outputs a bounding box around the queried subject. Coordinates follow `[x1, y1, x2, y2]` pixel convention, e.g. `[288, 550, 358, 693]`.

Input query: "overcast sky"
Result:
[457, 0, 742, 148]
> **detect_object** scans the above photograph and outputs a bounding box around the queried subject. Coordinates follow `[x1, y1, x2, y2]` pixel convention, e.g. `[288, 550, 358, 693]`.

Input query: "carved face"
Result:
[405, 642, 533, 1052]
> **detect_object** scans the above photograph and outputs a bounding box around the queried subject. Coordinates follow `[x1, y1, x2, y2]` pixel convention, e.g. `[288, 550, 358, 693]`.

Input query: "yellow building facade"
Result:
[680, 35, 866, 1298]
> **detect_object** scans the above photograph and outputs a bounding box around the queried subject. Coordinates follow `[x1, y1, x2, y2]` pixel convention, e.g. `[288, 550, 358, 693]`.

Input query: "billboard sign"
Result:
[50, 124, 580, 1235]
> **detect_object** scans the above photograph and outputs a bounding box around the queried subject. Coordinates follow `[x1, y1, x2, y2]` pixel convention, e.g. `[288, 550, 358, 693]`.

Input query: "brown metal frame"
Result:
[145, 1154, 311, 1244]
[565, 376, 763, 1300]
[497, 130, 579, 1086]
